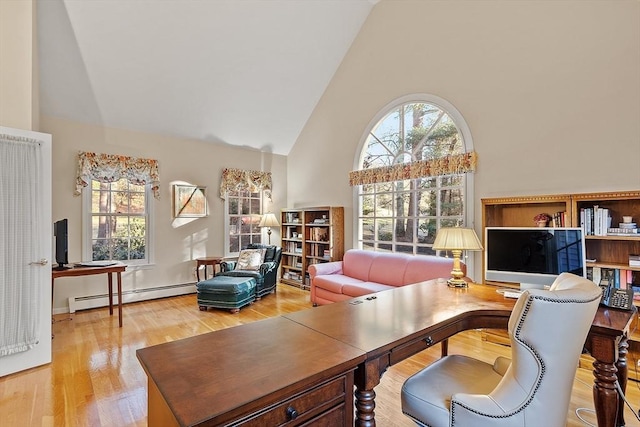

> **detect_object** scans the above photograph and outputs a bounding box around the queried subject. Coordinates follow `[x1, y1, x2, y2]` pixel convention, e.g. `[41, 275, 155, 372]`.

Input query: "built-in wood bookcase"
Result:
[280, 206, 344, 290]
[482, 191, 640, 354]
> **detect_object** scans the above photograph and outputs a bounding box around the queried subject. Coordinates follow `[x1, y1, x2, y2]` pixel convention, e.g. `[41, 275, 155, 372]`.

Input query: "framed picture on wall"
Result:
[173, 185, 208, 218]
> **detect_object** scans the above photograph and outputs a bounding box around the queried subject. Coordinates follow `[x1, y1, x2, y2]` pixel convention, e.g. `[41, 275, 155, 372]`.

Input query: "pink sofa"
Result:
[309, 249, 466, 306]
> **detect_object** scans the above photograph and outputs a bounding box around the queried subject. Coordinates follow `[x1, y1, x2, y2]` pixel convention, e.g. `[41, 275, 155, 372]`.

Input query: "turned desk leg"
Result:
[593, 359, 619, 427]
[615, 337, 628, 427]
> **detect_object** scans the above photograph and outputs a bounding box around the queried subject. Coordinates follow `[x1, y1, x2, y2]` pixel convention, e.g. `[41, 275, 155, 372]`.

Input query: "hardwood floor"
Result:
[1, 283, 639, 426]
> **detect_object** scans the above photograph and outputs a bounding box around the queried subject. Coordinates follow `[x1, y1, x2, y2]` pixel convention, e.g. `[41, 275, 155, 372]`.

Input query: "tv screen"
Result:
[485, 227, 586, 289]
[53, 218, 69, 270]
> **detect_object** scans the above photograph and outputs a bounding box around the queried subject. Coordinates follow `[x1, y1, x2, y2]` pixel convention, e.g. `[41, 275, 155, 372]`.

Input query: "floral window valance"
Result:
[349, 151, 477, 186]
[219, 168, 272, 200]
[75, 151, 161, 199]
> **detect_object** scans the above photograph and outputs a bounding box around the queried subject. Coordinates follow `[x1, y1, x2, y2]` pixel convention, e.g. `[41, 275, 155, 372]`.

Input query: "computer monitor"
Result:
[484, 227, 586, 290]
[53, 218, 69, 270]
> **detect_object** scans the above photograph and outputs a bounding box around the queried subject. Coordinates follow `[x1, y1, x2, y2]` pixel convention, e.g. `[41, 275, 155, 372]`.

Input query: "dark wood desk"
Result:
[136, 316, 365, 426]
[284, 282, 635, 427]
[137, 281, 634, 427]
[52, 264, 126, 327]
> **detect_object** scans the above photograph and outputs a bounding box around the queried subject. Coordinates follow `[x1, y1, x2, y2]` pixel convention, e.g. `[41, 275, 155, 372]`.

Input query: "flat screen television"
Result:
[484, 227, 586, 290]
[53, 218, 69, 270]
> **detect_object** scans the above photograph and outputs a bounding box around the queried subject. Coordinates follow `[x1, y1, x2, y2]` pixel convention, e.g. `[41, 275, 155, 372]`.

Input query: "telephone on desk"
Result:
[599, 284, 634, 310]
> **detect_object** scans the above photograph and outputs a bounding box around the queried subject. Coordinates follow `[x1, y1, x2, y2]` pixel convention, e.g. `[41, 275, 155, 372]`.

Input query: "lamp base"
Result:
[447, 278, 468, 288]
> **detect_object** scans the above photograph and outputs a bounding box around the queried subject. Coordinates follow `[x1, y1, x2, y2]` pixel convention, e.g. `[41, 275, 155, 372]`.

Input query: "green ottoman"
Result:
[196, 276, 257, 313]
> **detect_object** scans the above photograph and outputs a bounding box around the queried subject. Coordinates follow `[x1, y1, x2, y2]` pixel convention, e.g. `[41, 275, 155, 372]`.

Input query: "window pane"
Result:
[228, 198, 238, 214]
[377, 219, 392, 241]
[362, 218, 374, 241]
[376, 193, 393, 216]
[441, 218, 463, 228]
[418, 190, 437, 216]
[440, 188, 463, 216]
[396, 245, 413, 254]
[418, 218, 436, 244]
[442, 174, 463, 186]
[361, 194, 375, 217]
[417, 246, 436, 256]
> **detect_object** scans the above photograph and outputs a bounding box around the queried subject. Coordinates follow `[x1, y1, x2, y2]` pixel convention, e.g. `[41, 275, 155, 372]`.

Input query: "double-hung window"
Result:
[83, 178, 152, 265]
[224, 190, 263, 256]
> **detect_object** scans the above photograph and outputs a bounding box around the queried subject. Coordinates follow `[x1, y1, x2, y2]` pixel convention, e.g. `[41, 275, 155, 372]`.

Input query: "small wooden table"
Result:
[195, 256, 223, 281]
[52, 263, 126, 327]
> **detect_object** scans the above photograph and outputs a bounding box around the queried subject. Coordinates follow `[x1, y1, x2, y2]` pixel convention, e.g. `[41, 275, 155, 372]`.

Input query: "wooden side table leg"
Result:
[108, 272, 114, 315]
[117, 272, 123, 327]
[196, 261, 202, 282]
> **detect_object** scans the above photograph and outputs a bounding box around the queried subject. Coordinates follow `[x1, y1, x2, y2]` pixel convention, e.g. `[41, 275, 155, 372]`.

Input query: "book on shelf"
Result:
[551, 211, 566, 227]
[580, 206, 612, 236]
[608, 227, 638, 236]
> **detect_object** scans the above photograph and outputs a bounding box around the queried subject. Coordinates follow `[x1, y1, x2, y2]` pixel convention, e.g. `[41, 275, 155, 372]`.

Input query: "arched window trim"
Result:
[351, 93, 478, 279]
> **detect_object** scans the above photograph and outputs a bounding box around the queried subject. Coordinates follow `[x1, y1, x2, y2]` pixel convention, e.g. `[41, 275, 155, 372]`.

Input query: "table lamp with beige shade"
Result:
[432, 226, 483, 287]
[259, 212, 280, 245]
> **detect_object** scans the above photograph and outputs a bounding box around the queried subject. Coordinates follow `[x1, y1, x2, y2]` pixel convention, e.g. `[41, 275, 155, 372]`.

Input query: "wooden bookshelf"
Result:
[482, 191, 640, 358]
[280, 207, 344, 290]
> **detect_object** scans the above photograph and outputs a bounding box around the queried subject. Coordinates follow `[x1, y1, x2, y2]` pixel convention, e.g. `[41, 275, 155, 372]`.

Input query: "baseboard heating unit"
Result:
[66, 282, 196, 313]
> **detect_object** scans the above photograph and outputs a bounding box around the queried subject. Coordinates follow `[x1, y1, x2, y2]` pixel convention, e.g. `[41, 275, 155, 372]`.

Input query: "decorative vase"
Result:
[536, 220, 548, 227]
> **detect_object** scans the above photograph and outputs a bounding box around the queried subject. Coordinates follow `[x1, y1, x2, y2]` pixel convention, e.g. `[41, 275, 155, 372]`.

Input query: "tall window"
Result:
[83, 178, 152, 264]
[225, 190, 263, 255]
[355, 97, 474, 255]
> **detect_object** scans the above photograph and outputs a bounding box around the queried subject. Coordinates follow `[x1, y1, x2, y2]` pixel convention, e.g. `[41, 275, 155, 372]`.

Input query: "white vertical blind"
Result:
[0, 135, 43, 356]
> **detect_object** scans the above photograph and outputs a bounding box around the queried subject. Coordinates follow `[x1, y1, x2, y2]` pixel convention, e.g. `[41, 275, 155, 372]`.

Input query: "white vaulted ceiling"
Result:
[37, 0, 378, 155]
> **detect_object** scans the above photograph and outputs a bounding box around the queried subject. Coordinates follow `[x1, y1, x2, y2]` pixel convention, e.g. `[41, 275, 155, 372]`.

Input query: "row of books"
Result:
[308, 244, 330, 258]
[580, 206, 612, 236]
[308, 227, 329, 242]
[550, 211, 567, 227]
[284, 241, 303, 253]
[580, 206, 639, 237]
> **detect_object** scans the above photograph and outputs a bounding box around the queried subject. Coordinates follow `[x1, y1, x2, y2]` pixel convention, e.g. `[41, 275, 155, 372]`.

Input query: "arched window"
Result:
[352, 95, 476, 255]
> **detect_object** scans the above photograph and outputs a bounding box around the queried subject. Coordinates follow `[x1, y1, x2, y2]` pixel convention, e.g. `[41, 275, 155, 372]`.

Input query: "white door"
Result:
[0, 126, 52, 377]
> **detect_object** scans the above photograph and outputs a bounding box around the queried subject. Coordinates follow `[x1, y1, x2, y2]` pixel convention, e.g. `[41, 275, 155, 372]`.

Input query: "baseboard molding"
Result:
[59, 282, 197, 314]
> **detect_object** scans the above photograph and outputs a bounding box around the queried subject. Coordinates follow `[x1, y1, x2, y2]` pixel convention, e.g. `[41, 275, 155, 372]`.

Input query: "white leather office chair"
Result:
[401, 272, 602, 426]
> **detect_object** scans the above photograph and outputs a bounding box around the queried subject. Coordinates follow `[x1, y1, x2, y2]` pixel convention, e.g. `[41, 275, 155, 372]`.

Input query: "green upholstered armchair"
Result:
[218, 244, 282, 299]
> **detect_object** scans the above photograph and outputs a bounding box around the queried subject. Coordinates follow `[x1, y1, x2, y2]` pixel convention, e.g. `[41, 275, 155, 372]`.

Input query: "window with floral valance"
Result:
[353, 98, 476, 256]
[75, 151, 160, 199]
[219, 168, 272, 200]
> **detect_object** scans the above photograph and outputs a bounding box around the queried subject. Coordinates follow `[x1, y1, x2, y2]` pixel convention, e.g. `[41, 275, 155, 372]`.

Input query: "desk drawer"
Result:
[236, 374, 350, 426]
[390, 326, 457, 364]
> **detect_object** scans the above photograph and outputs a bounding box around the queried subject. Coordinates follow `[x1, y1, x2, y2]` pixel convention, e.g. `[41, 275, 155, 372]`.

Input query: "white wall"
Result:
[287, 0, 640, 281]
[43, 116, 286, 313]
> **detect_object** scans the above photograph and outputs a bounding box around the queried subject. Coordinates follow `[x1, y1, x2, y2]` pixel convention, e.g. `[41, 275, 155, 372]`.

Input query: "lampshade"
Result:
[432, 227, 483, 251]
[259, 213, 280, 228]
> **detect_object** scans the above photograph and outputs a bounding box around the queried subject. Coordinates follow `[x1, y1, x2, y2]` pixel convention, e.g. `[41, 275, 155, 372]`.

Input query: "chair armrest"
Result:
[259, 261, 278, 275]
[308, 261, 343, 279]
[220, 261, 237, 272]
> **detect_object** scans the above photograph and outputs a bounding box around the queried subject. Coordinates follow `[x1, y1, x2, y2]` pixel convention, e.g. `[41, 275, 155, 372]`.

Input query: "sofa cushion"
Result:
[368, 252, 411, 286]
[342, 250, 377, 281]
[342, 281, 395, 297]
[313, 274, 365, 294]
[403, 255, 459, 285]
